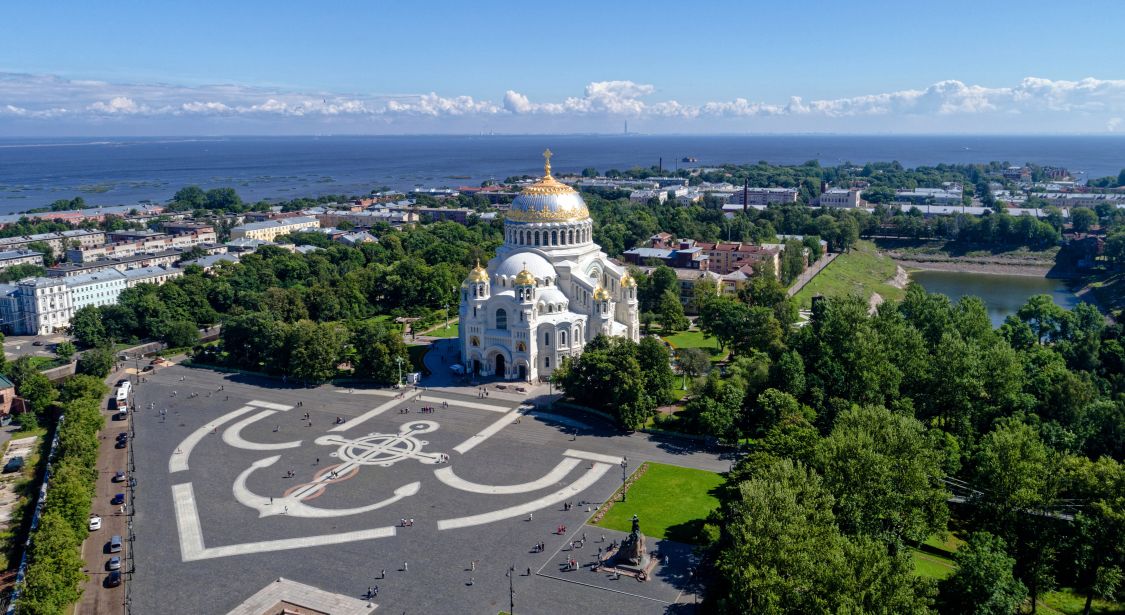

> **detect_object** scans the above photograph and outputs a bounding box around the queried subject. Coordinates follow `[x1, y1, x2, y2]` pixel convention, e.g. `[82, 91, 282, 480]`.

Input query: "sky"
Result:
[2, 0, 1125, 136]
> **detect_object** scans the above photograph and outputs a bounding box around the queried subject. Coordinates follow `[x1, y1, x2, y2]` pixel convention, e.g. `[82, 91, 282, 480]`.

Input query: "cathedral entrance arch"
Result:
[472, 360, 481, 376]
[517, 363, 528, 381]
[494, 354, 506, 378]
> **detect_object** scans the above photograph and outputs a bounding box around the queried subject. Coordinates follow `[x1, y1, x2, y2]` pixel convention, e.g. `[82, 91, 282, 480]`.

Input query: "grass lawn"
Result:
[662, 328, 728, 362]
[792, 240, 905, 309]
[593, 462, 723, 545]
[1041, 588, 1125, 615]
[910, 549, 955, 580]
[426, 322, 459, 338]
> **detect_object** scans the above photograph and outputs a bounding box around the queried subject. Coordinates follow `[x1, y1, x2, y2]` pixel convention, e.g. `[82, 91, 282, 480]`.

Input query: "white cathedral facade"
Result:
[459, 150, 640, 381]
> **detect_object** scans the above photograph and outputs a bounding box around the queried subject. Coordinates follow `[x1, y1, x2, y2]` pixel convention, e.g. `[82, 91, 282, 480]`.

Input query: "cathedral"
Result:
[459, 150, 640, 381]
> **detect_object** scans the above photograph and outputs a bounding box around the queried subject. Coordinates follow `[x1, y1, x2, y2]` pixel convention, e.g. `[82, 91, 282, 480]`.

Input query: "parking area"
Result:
[122, 364, 717, 614]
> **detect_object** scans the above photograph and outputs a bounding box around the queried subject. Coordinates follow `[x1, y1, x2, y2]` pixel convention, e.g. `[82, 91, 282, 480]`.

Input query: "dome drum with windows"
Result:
[458, 150, 640, 383]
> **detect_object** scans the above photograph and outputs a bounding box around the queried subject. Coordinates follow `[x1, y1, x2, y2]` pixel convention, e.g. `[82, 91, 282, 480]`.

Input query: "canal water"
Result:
[908, 270, 1085, 326]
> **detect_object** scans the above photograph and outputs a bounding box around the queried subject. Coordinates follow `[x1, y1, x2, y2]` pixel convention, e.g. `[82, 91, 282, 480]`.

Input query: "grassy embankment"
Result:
[793, 240, 905, 309]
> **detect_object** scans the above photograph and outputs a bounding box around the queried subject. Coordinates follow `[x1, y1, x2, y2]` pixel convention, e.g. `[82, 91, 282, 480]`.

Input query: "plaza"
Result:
[126, 347, 725, 614]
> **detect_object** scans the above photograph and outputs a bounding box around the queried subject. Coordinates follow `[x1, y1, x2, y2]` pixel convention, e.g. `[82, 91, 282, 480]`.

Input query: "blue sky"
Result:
[2, 0, 1125, 135]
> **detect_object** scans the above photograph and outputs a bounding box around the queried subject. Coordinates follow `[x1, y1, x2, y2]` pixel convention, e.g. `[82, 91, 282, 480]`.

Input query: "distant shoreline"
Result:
[894, 258, 1055, 278]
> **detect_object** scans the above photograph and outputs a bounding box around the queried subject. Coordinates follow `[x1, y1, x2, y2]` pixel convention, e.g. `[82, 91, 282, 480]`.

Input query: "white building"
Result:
[65, 269, 127, 310]
[230, 216, 320, 241]
[122, 265, 183, 288]
[727, 187, 800, 206]
[459, 151, 640, 381]
[0, 250, 44, 271]
[0, 277, 74, 335]
[819, 188, 863, 208]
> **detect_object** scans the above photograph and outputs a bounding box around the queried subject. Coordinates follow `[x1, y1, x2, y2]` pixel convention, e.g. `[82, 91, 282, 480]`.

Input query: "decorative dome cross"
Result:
[542, 148, 553, 177]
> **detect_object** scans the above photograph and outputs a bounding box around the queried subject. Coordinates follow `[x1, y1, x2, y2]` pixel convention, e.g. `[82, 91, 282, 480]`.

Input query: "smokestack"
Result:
[743, 179, 749, 213]
[658, 157, 662, 174]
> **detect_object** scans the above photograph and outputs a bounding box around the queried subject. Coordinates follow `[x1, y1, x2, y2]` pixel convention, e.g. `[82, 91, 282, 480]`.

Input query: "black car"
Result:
[32, 341, 43, 346]
[111, 493, 125, 505]
[116, 432, 129, 442]
[114, 439, 127, 449]
[105, 570, 121, 587]
[3, 456, 24, 473]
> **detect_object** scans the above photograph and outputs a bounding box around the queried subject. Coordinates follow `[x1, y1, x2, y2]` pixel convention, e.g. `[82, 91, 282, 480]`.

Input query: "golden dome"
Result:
[620, 273, 637, 288]
[505, 149, 590, 223]
[593, 286, 611, 301]
[468, 260, 489, 283]
[514, 264, 537, 286]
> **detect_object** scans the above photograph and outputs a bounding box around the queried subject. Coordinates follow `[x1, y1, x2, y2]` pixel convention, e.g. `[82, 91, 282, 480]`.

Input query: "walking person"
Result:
[403, 561, 408, 572]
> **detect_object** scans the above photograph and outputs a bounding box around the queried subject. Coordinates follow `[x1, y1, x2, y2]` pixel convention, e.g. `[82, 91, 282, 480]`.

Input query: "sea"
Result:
[0, 134, 1123, 214]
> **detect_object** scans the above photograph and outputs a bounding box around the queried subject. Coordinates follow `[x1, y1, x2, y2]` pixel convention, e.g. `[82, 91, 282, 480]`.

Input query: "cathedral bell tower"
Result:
[593, 285, 612, 336]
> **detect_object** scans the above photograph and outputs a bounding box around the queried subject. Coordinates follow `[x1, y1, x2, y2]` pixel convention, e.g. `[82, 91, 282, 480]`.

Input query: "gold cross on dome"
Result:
[542, 148, 553, 177]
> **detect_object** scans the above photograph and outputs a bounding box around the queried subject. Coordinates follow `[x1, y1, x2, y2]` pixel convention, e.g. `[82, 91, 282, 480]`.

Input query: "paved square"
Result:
[128, 365, 720, 614]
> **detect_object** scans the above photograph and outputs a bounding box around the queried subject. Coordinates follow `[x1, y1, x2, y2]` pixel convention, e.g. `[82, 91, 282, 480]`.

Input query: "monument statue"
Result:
[619, 514, 647, 567]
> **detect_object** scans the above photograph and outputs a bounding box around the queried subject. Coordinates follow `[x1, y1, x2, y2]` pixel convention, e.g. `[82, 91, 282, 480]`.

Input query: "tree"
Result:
[816, 405, 949, 547]
[350, 319, 409, 385]
[161, 320, 200, 348]
[554, 337, 654, 429]
[636, 336, 675, 405]
[710, 457, 932, 614]
[284, 320, 348, 382]
[220, 312, 283, 371]
[70, 305, 107, 347]
[675, 347, 711, 387]
[1070, 207, 1097, 233]
[59, 375, 107, 403]
[1017, 294, 1066, 343]
[656, 290, 688, 333]
[54, 341, 76, 362]
[76, 347, 114, 378]
[938, 532, 1027, 615]
[18, 373, 58, 420]
[19, 511, 85, 615]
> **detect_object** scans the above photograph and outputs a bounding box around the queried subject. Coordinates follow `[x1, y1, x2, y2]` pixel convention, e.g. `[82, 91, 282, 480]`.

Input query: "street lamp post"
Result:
[395, 356, 404, 388]
[620, 459, 629, 502]
[508, 564, 515, 615]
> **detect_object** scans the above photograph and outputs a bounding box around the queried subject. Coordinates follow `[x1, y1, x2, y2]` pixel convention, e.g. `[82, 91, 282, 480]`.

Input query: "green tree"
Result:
[1070, 207, 1097, 233]
[636, 336, 675, 405]
[59, 374, 107, 403]
[53, 341, 76, 362]
[220, 312, 284, 371]
[76, 346, 114, 378]
[657, 290, 688, 333]
[70, 305, 107, 347]
[675, 347, 711, 388]
[18, 372, 58, 420]
[350, 319, 409, 385]
[284, 320, 348, 382]
[937, 532, 1027, 615]
[816, 405, 949, 547]
[161, 320, 200, 348]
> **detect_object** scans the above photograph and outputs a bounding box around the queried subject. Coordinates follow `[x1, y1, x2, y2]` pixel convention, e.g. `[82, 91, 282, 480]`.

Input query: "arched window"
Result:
[470, 336, 480, 347]
[534, 231, 540, 246]
[568, 229, 574, 243]
[551, 230, 558, 245]
[560, 330, 568, 346]
[517, 341, 526, 352]
[496, 308, 507, 330]
[545, 356, 551, 368]
[544, 332, 551, 347]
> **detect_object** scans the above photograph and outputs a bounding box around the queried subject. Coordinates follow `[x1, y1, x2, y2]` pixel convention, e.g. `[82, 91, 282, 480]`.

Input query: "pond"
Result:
[908, 269, 1086, 326]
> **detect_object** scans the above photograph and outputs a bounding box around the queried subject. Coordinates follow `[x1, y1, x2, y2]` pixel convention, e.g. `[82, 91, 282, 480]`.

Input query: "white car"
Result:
[88, 515, 102, 531]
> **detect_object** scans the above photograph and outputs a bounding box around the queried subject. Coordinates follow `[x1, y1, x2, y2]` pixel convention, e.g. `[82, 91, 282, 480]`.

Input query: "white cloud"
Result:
[2, 72, 1125, 133]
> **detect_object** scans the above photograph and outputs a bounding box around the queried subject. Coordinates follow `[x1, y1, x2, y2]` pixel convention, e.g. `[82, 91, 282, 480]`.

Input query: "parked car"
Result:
[106, 570, 121, 587]
[111, 493, 125, 506]
[109, 535, 122, 553]
[112, 471, 126, 483]
[107, 556, 121, 571]
[116, 432, 129, 441]
[114, 439, 127, 449]
[113, 410, 128, 421]
[32, 341, 43, 347]
[88, 515, 102, 531]
[3, 456, 24, 473]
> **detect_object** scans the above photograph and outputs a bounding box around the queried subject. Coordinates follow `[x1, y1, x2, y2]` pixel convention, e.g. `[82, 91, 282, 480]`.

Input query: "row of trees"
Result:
[17, 375, 110, 614]
[552, 336, 675, 428]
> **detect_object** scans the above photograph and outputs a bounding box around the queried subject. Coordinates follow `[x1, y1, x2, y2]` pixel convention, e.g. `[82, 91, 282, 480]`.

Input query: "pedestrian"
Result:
[582, 532, 587, 542]
[526, 567, 531, 577]
[380, 569, 386, 579]
[401, 518, 406, 527]
[527, 512, 533, 522]
[470, 560, 476, 571]
[601, 534, 606, 543]
[316, 457, 319, 465]
[403, 562, 408, 572]
[284, 505, 288, 514]
[468, 577, 474, 586]
[270, 496, 273, 505]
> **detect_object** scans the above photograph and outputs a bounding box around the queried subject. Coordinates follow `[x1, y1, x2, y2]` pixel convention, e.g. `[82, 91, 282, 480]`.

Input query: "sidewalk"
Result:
[787, 252, 838, 297]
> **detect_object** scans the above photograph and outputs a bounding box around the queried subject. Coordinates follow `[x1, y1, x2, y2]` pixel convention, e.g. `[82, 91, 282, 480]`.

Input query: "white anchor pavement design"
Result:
[170, 397, 618, 561]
